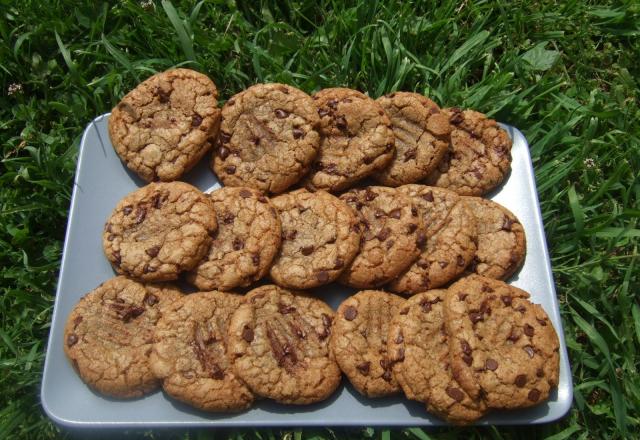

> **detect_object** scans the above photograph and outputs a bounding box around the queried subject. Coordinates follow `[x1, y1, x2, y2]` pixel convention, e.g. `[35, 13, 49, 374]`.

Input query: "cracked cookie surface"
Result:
[304, 88, 395, 192]
[150, 290, 254, 412]
[227, 285, 341, 404]
[63, 276, 182, 398]
[331, 290, 405, 398]
[211, 83, 320, 194]
[339, 186, 423, 288]
[187, 187, 281, 291]
[464, 197, 526, 280]
[388, 185, 477, 295]
[103, 182, 217, 281]
[109, 68, 221, 182]
[444, 275, 560, 409]
[388, 289, 488, 424]
[269, 189, 361, 289]
[425, 108, 512, 195]
[373, 93, 450, 186]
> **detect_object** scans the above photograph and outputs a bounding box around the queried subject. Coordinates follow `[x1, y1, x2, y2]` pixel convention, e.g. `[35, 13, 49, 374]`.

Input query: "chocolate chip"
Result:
[407, 223, 418, 234]
[486, 358, 499, 371]
[320, 313, 333, 339]
[105, 223, 113, 233]
[536, 368, 544, 378]
[278, 303, 296, 314]
[416, 232, 427, 249]
[501, 295, 512, 306]
[528, 389, 541, 402]
[122, 306, 144, 322]
[537, 318, 547, 326]
[469, 312, 483, 324]
[327, 99, 338, 109]
[275, 108, 289, 118]
[374, 209, 386, 219]
[382, 369, 393, 382]
[523, 345, 535, 358]
[356, 361, 370, 375]
[458, 293, 468, 301]
[422, 191, 434, 202]
[157, 88, 170, 103]
[222, 212, 235, 224]
[225, 165, 236, 174]
[300, 245, 314, 255]
[232, 238, 244, 251]
[145, 246, 160, 257]
[219, 132, 231, 143]
[395, 332, 403, 344]
[142, 263, 155, 274]
[420, 300, 432, 313]
[363, 155, 375, 164]
[461, 340, 472, 355]
[252, 254, 260, 265]
[377, 227, 391, 242]
[411, 206, 418, 216]
[242, 326, 254, 342]
[515, 374, 527, 387]
[516, 305, 527, 314]
[107, 234, 115, 241]
[113, 250, 121, 267]
[456, 255, 465, 266]
[507, 330, 521, 342]
[278, 85, 289, 94]
[334, 257, 344, 269]
[439, 261, 449, 269]
[145, 294, 158, 306]
[364, 189, 378, 201]
[396, 348, 405, 362]
[462, 354, 473, 365]
[218, 146, 230, 160]
[386, 239, 395, 250]
[292, 128, 304, 139]
[258, 196, 268, 203]
[284, 230, 297, 240]
[389, 208, 401, 219]
[67, 334, 78, 347]
[403, 149, 416, 161]
[211, 363, 224, 380]
[502, 215, 515, 231]
[344, 306, 357, 321]
[335, 115, 348, 130]
[446, 387, 464, 402]
[417, 260, 429, 269]
[73, 316, 83, 327]
[316, 270, 329, 283]
[192, 115, 203, 127]
[399, 307, 409, 315]
[318, 108, 329, 117]
[123, 205, 133, 215]
[524, 324, 535, 337]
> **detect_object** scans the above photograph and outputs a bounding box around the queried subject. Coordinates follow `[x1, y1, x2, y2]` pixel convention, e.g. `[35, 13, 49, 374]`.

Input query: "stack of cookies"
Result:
[63, 68, 559, 424]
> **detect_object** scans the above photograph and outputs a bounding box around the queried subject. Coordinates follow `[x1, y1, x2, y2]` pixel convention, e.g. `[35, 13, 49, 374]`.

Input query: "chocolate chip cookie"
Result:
[425, 108, 512, 196]
[388, 290, 488, 424]
[304, 88, 395, 192]
[227, 285, 341, 404]
[373, 93, 451, 186]
[63, 276, 182, 398]
[464, 197, 526, 280]
[388, 185, 477, 295]
[211, 83, 320, 194]
[109, 68, 221, 182]
[269, 189, 361, 289]
[331, 290, 405, 398]
[339, 186, 423, 288]
[444, 275, 560, 409]
[103, 182, 216, 281]
[187, 187, 281, 291]
[150, 290, 254, 412]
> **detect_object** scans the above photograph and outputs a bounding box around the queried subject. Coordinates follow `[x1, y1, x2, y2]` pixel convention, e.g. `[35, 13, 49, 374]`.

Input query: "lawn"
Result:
[1, 0, 639, 438]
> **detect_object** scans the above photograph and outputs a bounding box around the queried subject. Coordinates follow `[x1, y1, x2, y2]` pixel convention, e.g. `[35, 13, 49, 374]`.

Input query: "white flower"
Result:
[140, 0, 154, 10]
[8, 83, 23, 95]
[583, 158, 596, 169]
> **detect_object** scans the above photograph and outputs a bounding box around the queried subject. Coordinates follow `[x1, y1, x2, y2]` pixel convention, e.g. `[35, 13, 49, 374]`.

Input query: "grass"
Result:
[1, 0, 639, 438]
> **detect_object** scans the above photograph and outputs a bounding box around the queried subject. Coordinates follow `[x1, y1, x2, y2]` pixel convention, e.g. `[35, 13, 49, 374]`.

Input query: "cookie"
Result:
[269, 189, 361, 289]
[444, 275, 560, 409]
[150, 291, 254, 412]
[331, 290, 405, 398]
[373, 93, 451, 186]
[227, 285, 341, 404]
[103, 182, 217, 281]
[388, 290, 488, 424]
[187, 187, 281, 291]
[388, 185, 477, 295]
[339, 186, 423, 288]
[211, 83, 320, 194]
[304, 88, 395, 192]
[108, 68, 221, 182]
[63, 276, 182, 398]
[463, 197, 526, 280]
[425, 108, 512, 196]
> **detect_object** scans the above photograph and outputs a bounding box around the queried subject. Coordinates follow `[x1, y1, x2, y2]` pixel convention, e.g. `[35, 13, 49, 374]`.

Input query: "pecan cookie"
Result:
[227, 285, 341, 404]
[269, 189, 361, 289]
[304, 88, 395, 192]
[211, 83, 320, 194]
[388, 185, 477, 295]
[150, 291, 254, 412]
[63, 276, 182, 398]
[187, 187, 281, 291]
[425, 108, 512, 195]
[103, 182, 217, 281]
[464, 197, 526, 280]
[444, 275, 560, 409]
[373, 93, 450, 186]
[109, 68, 221, 182]
[388, 290, 488, 424]
[331, 290, 405, 398]
[339, 186, 424, 288]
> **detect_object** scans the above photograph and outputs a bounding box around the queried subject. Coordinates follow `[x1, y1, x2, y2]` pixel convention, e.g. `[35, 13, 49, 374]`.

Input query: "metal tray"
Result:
[41, 114, 572, 427]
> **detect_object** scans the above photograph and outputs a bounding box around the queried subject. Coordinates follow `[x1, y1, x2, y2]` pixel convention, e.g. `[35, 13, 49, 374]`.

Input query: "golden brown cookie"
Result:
[150, 291, 254, 412]
[388, 289, 488, 424]
[108, 68, 221, 182]
[331, 290, 405, 397]
[464, 197, 526, 280]
[339, 186, 424, 288]
[388, 185, 477, 295]
[304, 88, 395, 192]
[63, 276, 182, 398]
[373, 93, 450, 186]
[444, 275, 560, 409]
[103, 182, 217, 281]
[269, 189, 361, 289]
[211, 83, 320, 194]
[227, 285, 341, 404]
[187, 187, 281, 291]
[425, 108, 512, 195]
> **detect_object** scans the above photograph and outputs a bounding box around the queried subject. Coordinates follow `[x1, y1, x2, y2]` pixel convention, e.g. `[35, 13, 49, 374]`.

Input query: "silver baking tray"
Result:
[41, 114, 572, 427]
